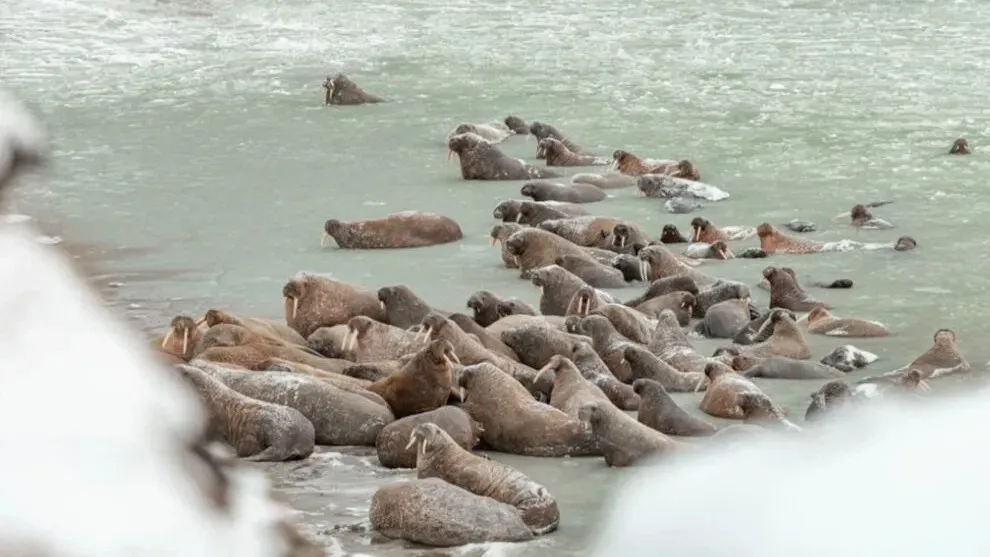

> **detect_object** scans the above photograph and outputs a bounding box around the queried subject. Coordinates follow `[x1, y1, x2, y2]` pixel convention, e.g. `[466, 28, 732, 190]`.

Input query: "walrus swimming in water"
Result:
[539, 216, 622, 247]
[690, 218, 756, 243]
[682, 240, 734, 260]
[457, 362, 598, 457]
[490, 222, 525, 268]
[608, 222, 652, 252]
[692, 281, 749, 319]
[448, 132, 561, 180]
[846, 204, 894, 230]
[756, 223, 876, 255]
[367, 339, 458, 418]
[806, 306, 891, 337]
[323, 73, 384, 106]
[515, 200, 590, 225]
[949, 137, 970, 155]
[529, 121, 589, 158]
[537, 138, 608, 167]
[377, 285, 445, 329]
[570, 171, 636, 190]
[157, 315, 202, 361]
[578, 402, 677, 467]
[282, 272, 386, 338]
[633, 378, 717, 437]
[321, 212, 463, 249]
[764, 266, 829, 312]
[894, 235, 917, 251]
[698, 362, 768, 420]
[200, 308, 307, 346]
[504, 115, 529, 134]
[739, 355, 844, 380]
[521, 181, 606, 204]
[647, 309, 715, 379]
[660, 224, 690, 244]
[409, 423, 561, 535]
[445, 122, 513, 144]
[375, 406, 482, 469]
[175, 365, 315, 461]
[805, 380, 855, 422]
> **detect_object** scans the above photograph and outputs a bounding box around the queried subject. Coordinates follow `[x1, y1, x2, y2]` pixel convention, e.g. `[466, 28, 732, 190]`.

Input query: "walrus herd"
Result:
[147, 76, 983, 551]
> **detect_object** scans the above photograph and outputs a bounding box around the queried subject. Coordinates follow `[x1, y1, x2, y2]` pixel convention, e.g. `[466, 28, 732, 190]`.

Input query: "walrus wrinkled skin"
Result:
[570, 171, 636, 190]
[282, 272, 386, 338]
[193, 361, 393, 446]
[738, 355, 844, 380]
[579, 402, 677, 467]
[446, 122, 512, 144]
[764, 266, 829, 312]
[633, 378, 717, 437]
[807, 306, 890, 338]
[535, 354, 613, 418]
[699, 297, 751, 339]
[367, 339, 458, 418]
[370, 478, 534, 547]
[448, 313, 521, 362]
[529, 121, 588, 158]
[555, 254, 626, 289]
[194, 324, 351, 373]
[693, 281, 749, 319]
[698, 362, 767, 420]
[624, 275, 700, 308]
[323, 73, 384, 106]
[375, 406, 481, 469]
[458, 362, 598, 457]
[516, 200, 589, 225]
[175, 365, 315, 461]
[638, 244, 715, 286]
[537, 138, 608, 166]
[448, 132, 561, 180]
[321, 211, 463, 249]
[538, 215, 621, 247]
[521, 180, 606, 204]
[500, 326, 591, 370]
[341, 315, 420, 363]
[733, 308, 812, 363]
[950, 137, 970, 155]
[465, 291, 502, 327]
[409, 423, 560, 535]
[623, 343, 706, 393]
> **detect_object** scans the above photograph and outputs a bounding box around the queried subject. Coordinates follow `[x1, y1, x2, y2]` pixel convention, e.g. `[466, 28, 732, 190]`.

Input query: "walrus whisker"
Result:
[161, 327, 174, 349]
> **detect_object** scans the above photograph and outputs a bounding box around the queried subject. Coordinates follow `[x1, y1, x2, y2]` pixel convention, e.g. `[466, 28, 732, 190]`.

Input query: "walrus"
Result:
[638, 244, 715, 286]
[466, 290, 504, 327]
[570, 315, 638, 384]
[409, 423, 560, 535]
[805, 380, 855, 422]
[856, 369, 932, 400]
[535, 354, 616, 417]
[693, 281, 750, 318]
[485, 314, 568, 339]
[195, 324, 351, 373]
[366, 339, 458, 418]
[846, 204, 894, 230]
[646, 310, 715, 379]
[764, 266, 829, 312]
[377, 284, 445, 329]
[738, 355, 844, 380]
[633, 378, 717, 437]
[609, 150, 676, 176]
[370, 478, 533, 546]
[490, 222, 525, 268]
[689, 218, 756, 243]
[590, 303, 655, 344]
[894, 235, 917, 251]
[870, 328, 970, 381]
[448, 132, 561, 180]
[570, 171, 636, 190]
[756, 223, 847, 254]
[537, 138, 608, 167]
[635, 173, 727, 201]
[529, 264, 615, 316]
[806, 306, 891, 337]
[521, 180, 606, 204]
[304, 325, 349, 358]
[736, 392, 801, 432]
[539, 216, 623, 247]
[634, 291, 694, 327]
[495, 299, 538, 319]
[529, 121, 588, 157]
[448, 313, 521, 362]
[660, 224, 690, 244]
[199, 308, 308, 347]
[786, 219, 817, 233]
[949, 137, 970, 155]
[445, 122, 512, 144]
[175, 365, 315, 461]
[612, 253, 648, 282]
[505, 228, 594, 273]
[820, 344, 878, 372]
[282, 272, 385, 338]
[192, 362, 394, 446]
[457, 362, 598, 456]
[624, 275, 700, 308]
[733, 309, 812, 364]
[515, 200, 590, 225]
[504, 115, 529, 134]
[341, 316, 421, 362]
[565, 285, 605, 318]
[697, 362, 767, 420]
[731, 308, 787, 346]
[578, 402, 677, 467]
[321, 212, 463, 249]
[322, 73, 384, 105]
[375, 406, 482, 469]
[683, 240, 734, 260]
[623, 343, 706, 393]
[607, 222, 653, 252]
[500, 325, 591, 370]
[555, 254, 626, 288]
[158, 315, 201, 361]
[698, 297, 751, 339]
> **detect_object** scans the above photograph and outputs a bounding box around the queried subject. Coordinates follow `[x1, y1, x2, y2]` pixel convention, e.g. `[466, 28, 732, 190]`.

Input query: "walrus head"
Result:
[563, 315, 583, 334]
[806, 380, 853, 421]
[519, 182, 539, 200]
[321, 219, 347, 248]
[729, 353, 761, 372]
[710, 241, 733, 260]
[807, 306, 831, 323]
[637, 244, 678, 282]
[200, 308, 233, 329]
[756, 223, 777, 238]
[528, 121, 556, 140]
[704, 362, 733, 382]
[446, 133, 485, 159]
[933, 328, 957, 347]
[504, 115, 528, 134]
[737, 392, 780, 421]
[849, 204, 872, 225]
[423, 338, 460, 370]
[609, 223, 633, 249]
[466, 290, 498, 315]
[950, 137, 970, 155]
[673, 159, 698, 180]
[199, 323, 256, 351]
[492, 200, 521, 222]
[504, 231, 528, 257]
[281, 279, 306, 322]
[404, 422, 451, 458]
[341, 315, 378, 354]
[894, 236, 917, 251]
[496, 299, 535, 319]
[635, 173, 682, 198]
[689, 217, 709, 243]
[536, 138, 561, 159]
[417, 312, 454, 345]
[678, 292, 697, 315]
[322, 73, 352, 106]
[660, 224, 689, 244]
[489, 223, 522, 247]
[161, 315, 200, 360]
[567, 286, 597, 317]
[576, 402, 606, 427]
[611, 254, 644, 282]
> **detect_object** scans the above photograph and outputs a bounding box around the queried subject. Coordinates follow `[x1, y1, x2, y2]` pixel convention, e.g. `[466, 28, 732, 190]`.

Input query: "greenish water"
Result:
[5, 0, 990, 554]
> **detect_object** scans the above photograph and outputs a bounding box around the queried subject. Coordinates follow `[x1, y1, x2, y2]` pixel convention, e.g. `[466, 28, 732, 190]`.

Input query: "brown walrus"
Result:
[448, 132, 561, 180]
[323, 73, 384, 106]
[689, 217, 756, 243]
[500, 324, 591, 370]
[535, 354, 614, 417]
[529, 121, 588, 157]
[806, 306, 890, 337]
[521, 181, 606, 204]
[698, 362, 768, 420]
[175, 365, 315, 461]
[590, 303, 655, 344]
[370, 478, 533, 546]
[646, 309, 716, 378]
[949, 137, 970, 155]
[805, 380, 855, 422]
[737, 392, 802, 432]
[448, 313, 521, 362]
[200, 308, 307, 346]
[578, 402, 677, 467]
[568, 342, 641, 411]
[409, 423, 560, 535]
[457, 362, 598, 457]
[624, 275, 700, 307]
[638, 244, 715, 286]
[367, 339, 458, 418]
[375, 406, 482, 469]
[848, 204, 894, 229]
[321, 211, 463, 249]
[539, 216, 622, 247]
[764, 266, 829, 312]
[610, 150, 675, 176]
[377, 284, 445, 329]
[683, 240, 735, 260]
[282, 272, 386, 338]
[756, 223, 828, 254]
[529, 264, 615, 316]
[195, 324, 350, 373]
[490, 222, 525, 268]
[157, 315, 201, 361]
[341, 315, 421, 362]
[537, 138, 607, 166]
[505, 228, 594, 272]
[873, 328, 970, 380]
[556, 255, 626, 289]
[633, 378, 717, 437]
[733, 308, 812, 363]
[466, 290, 504, 327]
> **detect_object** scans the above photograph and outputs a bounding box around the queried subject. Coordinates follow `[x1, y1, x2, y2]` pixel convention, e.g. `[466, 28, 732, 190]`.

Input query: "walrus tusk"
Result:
[283, 296, 299, 321]
[447, 149, 454, 160]
[489, 236, 497, 247]
[342, 329, 358, 353]
[182, 328, 190, 357]
[635, 189, 645, 197]
[832, 211, 851, 222]
[724, 247, 735, 259]
[534, 362, 553, 383]
[415, 326, 432, 344]
[161, 327, 174, 349]
[693, 376, 707, 392]
[320, 232, 330, 247]
[618, 236, 626, 248]
[404, 432, 419, 451]
[447, 351, 461, 365]
[918, 380, 933, 392]
[640, 260, 650, 282]
[515, 213, 522, 223]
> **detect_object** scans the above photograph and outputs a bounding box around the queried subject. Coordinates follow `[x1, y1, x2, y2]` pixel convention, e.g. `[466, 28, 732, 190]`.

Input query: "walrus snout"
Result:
[950, 137, 970, 155]
[894, 235, 916, 251]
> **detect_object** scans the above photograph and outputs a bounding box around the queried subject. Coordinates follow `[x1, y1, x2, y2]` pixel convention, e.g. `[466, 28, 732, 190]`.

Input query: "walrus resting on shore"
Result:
[175, 365, 315, 461]
[200, 308, 307, 346]
[410, 423, 560, 535]
[323, 73, 384, 105]
[504, 115, 529, 134]
[738, 355, 844, 380]
[375, 406, 481, 469]
[282, 272, 385, 338]
[370, 478, 534, 546]
[321, 211, 463, 249]
[537, 138, 609, 166]
[367, 339, 459, 418]
[807, 306, 890, 337]
[448, 132, 561, 180]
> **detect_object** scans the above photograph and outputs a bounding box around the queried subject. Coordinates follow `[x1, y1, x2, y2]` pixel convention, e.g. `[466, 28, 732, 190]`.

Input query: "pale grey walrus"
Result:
[699, 297, 752, 339]
[282, 272, 386, 338]
[409, 423, 560, 535]
[529, 121, 589, 157]
[633, 378, 717, 437]
[370, 478, 533, 546]
[448, 132, 561, 180]
[375, 406, 482, 469]
[323, 73, 384, 105]
[578, 402, 678, 467]
[738, 355, 844, 380]
[321, 211, 463, 249]
[537, 137, 609, 166]
[570, 171, 636, 190]
[175, 365, 315, 461]
[521, 180, 606, 204]
[377, 284, 445, 329]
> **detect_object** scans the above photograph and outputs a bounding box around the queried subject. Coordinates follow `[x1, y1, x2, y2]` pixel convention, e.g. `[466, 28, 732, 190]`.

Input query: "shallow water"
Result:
[5, 0, 990, 553]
